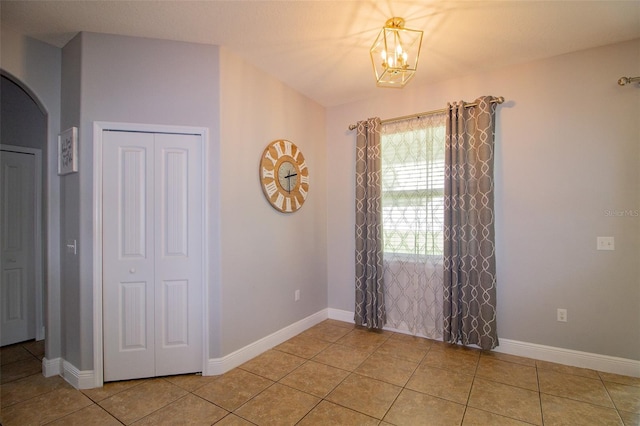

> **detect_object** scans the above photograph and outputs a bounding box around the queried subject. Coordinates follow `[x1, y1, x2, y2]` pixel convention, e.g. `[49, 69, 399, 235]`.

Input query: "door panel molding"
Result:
[0, 145, 44, 344]
[93, 122, 209, 388]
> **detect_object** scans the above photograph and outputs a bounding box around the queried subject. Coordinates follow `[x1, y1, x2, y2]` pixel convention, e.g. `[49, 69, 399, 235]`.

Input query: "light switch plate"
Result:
[597, 236, 614, 251]
[66, 239, 77, 255]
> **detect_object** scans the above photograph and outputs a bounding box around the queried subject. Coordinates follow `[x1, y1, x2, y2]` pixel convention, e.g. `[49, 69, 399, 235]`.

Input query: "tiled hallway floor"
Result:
[1, 319, 639, 425]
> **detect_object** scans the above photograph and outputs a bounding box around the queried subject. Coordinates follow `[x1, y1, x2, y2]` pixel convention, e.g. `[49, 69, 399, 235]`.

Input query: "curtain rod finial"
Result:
[618, 76, 640, 86]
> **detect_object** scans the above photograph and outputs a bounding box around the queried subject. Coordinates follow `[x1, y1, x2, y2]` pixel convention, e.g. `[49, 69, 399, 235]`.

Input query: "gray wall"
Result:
[326, 39, 640, 361]
[218, 47, 328, 356]
[60, 34, 82, 367]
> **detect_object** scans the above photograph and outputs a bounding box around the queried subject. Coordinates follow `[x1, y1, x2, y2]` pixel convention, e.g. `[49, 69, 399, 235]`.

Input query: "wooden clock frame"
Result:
[259, 139, 309, 213]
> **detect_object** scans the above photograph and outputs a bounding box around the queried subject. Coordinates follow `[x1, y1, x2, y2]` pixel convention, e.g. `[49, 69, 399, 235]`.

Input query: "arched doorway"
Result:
[1, 73, 47, 345]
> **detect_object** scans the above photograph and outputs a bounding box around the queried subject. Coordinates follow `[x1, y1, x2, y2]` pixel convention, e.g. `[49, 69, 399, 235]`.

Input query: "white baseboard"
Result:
[205, 309, 329, 376]
[62, 360, 96, 389]
[327, 308, 640, 378]
[42, 357, 96, 389]
[46, 309, 328, 388]
[495, 339, 640, 378]
[49, 307, 639, 389]
[42, 357, 62, 377]
[327, 308, 354, 323]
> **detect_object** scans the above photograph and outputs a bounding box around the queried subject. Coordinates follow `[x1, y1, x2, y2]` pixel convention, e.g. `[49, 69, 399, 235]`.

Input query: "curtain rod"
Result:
[618, 76, 640, 86]
[347, 96, 504, 131]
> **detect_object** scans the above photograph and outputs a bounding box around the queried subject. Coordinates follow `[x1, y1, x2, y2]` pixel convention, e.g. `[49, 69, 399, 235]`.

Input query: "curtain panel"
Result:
[443, 96, 499, 350]
[381, 114, 446, 338]
[354, 118, 386, 329]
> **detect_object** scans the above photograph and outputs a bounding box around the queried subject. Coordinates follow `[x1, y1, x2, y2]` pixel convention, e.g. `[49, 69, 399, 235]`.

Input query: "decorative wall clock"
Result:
[259, 139, 309, 213]
[58, 126, 78, 175]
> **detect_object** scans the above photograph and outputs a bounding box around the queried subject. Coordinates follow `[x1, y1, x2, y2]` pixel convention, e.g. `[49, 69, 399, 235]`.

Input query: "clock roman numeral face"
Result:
[274, 193, 285, 210]
[264, 181, 278, 198]
[260, 139, 309, 213]
[283, 140, 292, 156]
[274, 143, 285, 158]
[264, 151, 277, 166]
[262, 167, 274, 180]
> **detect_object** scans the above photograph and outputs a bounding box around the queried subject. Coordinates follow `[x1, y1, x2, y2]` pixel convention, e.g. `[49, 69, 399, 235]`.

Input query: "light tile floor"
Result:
[1, 319, 639, 425]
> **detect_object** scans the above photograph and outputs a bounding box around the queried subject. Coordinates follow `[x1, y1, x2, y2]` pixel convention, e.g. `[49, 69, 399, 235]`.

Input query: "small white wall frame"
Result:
[58, 127, 78, 175]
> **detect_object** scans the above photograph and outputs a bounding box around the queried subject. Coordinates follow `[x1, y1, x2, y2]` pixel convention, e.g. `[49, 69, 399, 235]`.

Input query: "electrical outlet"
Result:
[557, 308, 567, 322]
[294, 290, 300, 301]
[597, 236, 614, 251]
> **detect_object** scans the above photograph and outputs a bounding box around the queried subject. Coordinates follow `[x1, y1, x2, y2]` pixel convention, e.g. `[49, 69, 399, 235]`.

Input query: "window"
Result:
[381, 114, 446, 256]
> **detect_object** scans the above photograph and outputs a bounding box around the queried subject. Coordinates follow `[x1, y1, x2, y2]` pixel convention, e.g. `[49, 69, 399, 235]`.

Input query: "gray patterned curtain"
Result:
[354, 118, 386, 329]
[443, 96, 498, 350]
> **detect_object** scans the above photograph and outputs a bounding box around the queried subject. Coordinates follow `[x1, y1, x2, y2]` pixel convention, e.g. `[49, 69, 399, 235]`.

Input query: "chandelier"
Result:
[370, 17, 423, 88]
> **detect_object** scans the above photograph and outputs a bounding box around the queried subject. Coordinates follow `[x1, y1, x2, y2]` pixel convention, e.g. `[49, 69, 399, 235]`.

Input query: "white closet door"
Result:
[153, 133, 202, 376]
[0, 151, 36, 346]
[103, 131, 202, 382]
[103, 131, 156, 381]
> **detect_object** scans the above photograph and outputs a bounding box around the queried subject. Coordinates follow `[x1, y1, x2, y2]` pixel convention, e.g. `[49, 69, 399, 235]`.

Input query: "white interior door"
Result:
[102, 130, 203, 382]
[0, 150, 36, 346]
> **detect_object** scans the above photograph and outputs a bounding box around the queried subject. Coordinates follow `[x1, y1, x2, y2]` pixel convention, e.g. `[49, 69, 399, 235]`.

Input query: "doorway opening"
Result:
[1, 74, 47, 348]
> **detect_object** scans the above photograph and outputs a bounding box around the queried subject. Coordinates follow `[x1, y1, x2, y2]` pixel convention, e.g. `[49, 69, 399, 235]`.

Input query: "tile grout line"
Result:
[461, 359, 479, 426]
[536, 364, 545, 426]
[282, 329, 411, 423]
[460, 347, 482, 426]
[378, 339, 434, 423]
[337, 328, 397, 422]
[595, 372, 626, 424]
[287, 328, 385, 423]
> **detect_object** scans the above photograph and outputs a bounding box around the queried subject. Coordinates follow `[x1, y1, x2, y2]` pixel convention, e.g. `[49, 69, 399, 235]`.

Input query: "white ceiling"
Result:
[2, 1, 639, 107]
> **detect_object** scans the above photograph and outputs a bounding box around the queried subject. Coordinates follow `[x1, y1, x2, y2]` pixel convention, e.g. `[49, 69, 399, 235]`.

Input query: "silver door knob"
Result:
[129, 268, 136, 274]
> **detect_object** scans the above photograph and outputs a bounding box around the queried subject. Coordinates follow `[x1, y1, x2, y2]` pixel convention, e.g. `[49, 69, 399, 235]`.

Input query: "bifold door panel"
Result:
[102, 131, 202, 382]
